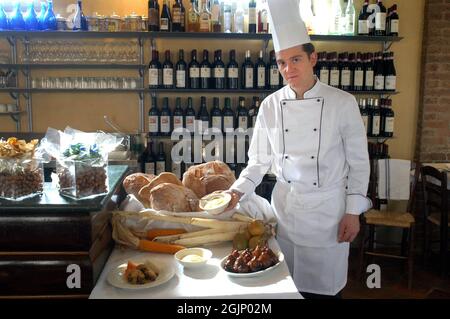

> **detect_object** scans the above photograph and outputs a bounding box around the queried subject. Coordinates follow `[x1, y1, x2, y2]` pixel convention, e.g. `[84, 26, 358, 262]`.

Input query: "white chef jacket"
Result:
[231, 79, 371, 295]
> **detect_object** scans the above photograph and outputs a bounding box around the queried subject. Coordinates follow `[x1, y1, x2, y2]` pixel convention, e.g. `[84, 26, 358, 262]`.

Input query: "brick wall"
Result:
[416, 0, 450, 162]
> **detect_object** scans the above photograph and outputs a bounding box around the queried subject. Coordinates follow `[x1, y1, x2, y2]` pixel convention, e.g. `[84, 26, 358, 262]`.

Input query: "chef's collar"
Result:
[286, 76, 322, 100]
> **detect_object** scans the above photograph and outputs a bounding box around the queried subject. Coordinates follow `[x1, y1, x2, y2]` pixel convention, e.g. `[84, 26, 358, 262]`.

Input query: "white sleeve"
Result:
[230, 102, 274, 201]
[340, 97, 372, 215]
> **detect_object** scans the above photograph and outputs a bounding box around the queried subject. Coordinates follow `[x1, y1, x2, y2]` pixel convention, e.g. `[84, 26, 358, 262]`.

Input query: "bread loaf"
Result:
[182, 161, 236, 198]
[122, 173, 155, 198]
[148, 183, 200, 212]
[138, 172, 183, 202]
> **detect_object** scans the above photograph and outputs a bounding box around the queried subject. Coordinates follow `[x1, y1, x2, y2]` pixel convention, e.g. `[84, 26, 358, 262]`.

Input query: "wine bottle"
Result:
[160, 0, 172, 31]
[210, 97, 223, 132]
[185, 97, 196, 134]
[156, 142, 167, 175]
[358, 0, 370, 36]
[148, 50, 162, 89]
[268, 50, 280, 89]
[180, 0, 186, 32]
[237, 97, 249, 131]
[382, 99, 394, 137]
[234, 3, 245, 33]
[160, 97, 172, 136]
[359, 98, 369, 135]
[199, 0, 211, 32]
[211, 0, 221, 32]
[24, 1, 39, 31]
[329, 52, 340, 88]
[148, 0, 160, 31]
[248, 0, 257, 33]
[148, 96, 160, 136]
[255, 50, 266, 90]
[384, 52, 396, 92]
[343, 0, 355, 35]
[73, 0, 87, 31]
[367, 98, 373, 136]
[227, 49, 239, 90]
[223, 3, 232, 33]
[143, 140, 156, 175]
[200, 49, 211, 89]
[242, 50, 254, 89]
[353, 52, 364, 91]
[371, 99, 381, 137]
[223, 97, 235, 133]
[188, 49, 200, 89]
[198, 96, 210, 134]
[374, 52, 385, 91]
[258, 0, 269, 33]
[388, 5, 399, 36]
[213, 50, 226, 89]
[162, 50, 174, 89]
[248, 96, 260, 127]
[172, 0, 183, 32]
[364, 52, 374, 91]
[187, 0, 200, 32]
[173, 97, 184, 132]
[375, 0, 387, 36]
[319, 52, 330, 85]
[171, 142, 183, 179]
[340, 52, 352, 91]
[175, 49, 187, 89]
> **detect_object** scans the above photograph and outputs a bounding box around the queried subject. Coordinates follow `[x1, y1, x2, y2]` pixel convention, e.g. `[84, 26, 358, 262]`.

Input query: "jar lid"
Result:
[55, 14, 67, 22]
[110, 12, 121, 19]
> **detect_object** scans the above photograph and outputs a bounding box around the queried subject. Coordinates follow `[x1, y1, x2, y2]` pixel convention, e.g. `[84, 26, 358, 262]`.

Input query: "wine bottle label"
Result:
[358, 20, 369, 34]
[214, 67, 225, 78]
[341, 70, 351, 86]
[173, 115, 183, 129]
[372, 115, 381, 135]
[385, 75, 396, 90]
[173, 8, 182, 23]
[186, 116, 195, 132]
[245, 68, 254, 88]
[319, 69, 329, 85]
[188, 12, 198, 24]
[160, 18, 169, 30]
[257, 67, 265, 87]
[156, 161, 166, 175]
[270, 69, 280, 85]
[163, 69, 173, 85]
[354, 70, 364, 87]
[148, 115, 159, 133]
[200, 17, 210, 31]
[145, 163, 155, 175]
[228, 67, 239, 78]
[374, 75, 385, 90]
[176, 70, 186, 88]
[249, 8, 257, 24]
[189, 67, 200, 78]
[161, 116, 171, 132]
[212, 116, 222, 130]
[201, 67, 211, 78]
[385, 117, 394, 133]
[365, 70, 374, 88]
[390, 19, 399, 33]
[375, 12, 387, 31]
[172, 162, 182, 179]
[330, 70, 340, 87]
[362, 115, 369, 133]
[202, 120, 209, 133]
[224, 116, 234, 131]
[149, 9, 159, 26]
[149, 68, 159, 86]
[238, 116, 248, 130]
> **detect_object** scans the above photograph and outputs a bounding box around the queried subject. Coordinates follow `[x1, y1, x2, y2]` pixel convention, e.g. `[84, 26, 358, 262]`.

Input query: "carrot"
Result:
[138, 239, 186, 254]
[123, 261, 138, 279]
[147, 228, 187, 240]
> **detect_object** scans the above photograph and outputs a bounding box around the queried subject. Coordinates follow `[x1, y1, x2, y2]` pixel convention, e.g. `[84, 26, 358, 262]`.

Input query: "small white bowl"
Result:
[199, 192, 232, 215]
[174, 248, 212, 269]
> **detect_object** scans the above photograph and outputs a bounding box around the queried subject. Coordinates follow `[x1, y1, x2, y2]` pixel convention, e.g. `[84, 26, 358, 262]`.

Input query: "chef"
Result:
[226, 0, 371, 298]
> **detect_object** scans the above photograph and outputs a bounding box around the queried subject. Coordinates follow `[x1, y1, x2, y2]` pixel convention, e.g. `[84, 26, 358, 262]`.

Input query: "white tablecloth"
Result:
[89, 239, 302, 299]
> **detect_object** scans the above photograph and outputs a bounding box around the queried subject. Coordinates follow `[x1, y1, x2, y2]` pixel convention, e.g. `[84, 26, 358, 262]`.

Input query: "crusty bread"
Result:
[182, 161, 236, 198]
[138, 172, 183, 203]
[148, 183, 199, 212]
[122, 173, 155, 198]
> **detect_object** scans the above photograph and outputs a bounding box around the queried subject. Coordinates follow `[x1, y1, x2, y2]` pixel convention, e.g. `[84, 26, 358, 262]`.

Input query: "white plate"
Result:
[220, 251, 284, 278]
[107, 258, 175, 290]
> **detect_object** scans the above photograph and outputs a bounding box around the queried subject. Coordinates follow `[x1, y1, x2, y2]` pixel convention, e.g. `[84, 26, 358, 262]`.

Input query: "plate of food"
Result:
[107, 258, 175, 290]
[220, 245, 284, 278]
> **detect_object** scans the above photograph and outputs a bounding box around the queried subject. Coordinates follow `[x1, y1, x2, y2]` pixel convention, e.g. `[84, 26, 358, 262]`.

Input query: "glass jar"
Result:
[86, 15, 99, 31]
[97, 15, 108, 32]
[56, 15, 67, 31]
[108, 13, 121, 32]
[141, 16, 148, 31]
[125, 13, 141, 32]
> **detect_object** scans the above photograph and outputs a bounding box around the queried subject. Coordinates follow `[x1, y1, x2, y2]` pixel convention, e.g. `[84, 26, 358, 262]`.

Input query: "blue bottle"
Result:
[43, 0, 57, 30]
[24, 1, 39, 30]
[8, 1, 26, 30]
[0, 1, 8, 30]
[72, 0, 87, 31]
[37, 1, 47, 30]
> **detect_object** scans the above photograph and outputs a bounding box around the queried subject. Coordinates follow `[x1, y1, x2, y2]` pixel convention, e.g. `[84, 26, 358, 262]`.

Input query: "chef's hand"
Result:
[338, 214, 360, 243]
[222, 189, 243, 212]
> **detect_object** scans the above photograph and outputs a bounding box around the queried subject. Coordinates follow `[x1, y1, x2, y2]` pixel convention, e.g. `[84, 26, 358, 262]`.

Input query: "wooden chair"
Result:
[358, 163, 420, 289]
[420, 165, 449, 277]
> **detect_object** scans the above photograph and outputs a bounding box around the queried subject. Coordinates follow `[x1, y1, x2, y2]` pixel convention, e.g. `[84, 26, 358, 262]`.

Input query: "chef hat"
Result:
[268, 0, 311, 52]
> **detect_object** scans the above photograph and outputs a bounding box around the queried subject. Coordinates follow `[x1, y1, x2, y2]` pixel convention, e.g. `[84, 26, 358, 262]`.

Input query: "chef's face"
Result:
[276, 45, 317, 90]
